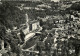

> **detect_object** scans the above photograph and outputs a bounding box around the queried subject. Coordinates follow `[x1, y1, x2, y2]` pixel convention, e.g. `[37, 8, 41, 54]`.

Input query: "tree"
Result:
[67, 2, 80, 11]
[0, 2, 26, 55]
[0, 2, 26, 29]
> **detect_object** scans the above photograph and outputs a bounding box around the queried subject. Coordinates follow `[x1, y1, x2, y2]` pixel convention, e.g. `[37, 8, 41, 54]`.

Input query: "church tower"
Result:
[22, 13, 30, 35]
[25, 13, 29, 26]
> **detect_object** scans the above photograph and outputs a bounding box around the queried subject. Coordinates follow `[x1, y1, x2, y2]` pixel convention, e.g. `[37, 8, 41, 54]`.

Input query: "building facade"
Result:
[29, 20, 40, 31]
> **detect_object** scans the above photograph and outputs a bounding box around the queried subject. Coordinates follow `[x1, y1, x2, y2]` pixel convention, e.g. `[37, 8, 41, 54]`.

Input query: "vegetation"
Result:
[66, 2, 80, 11]
[0, 2, 26, 55]
[0, 2, 26, 29]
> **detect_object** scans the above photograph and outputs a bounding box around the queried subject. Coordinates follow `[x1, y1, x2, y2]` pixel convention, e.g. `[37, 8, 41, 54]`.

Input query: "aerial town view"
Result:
[0, 0, 80, 56]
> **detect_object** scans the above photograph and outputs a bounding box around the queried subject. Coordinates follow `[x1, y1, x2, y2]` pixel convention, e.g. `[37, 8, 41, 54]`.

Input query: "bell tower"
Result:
[23, 13, 29, 34]
[25, 13, 29, 26]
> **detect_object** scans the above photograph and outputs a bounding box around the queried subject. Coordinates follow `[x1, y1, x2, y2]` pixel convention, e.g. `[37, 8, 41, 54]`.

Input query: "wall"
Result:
[29, 21, 40, 31]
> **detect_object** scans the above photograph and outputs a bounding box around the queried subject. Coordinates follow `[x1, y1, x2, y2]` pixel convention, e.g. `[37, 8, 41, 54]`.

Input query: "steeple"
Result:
[25, 13, 29, 27]
[25, 14, 29, 23]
